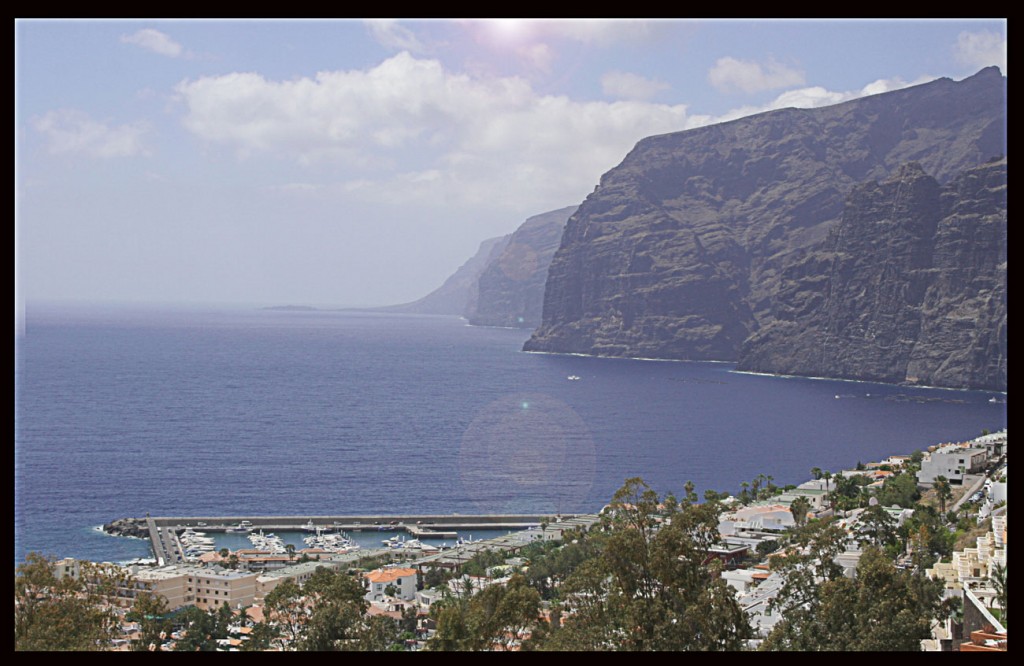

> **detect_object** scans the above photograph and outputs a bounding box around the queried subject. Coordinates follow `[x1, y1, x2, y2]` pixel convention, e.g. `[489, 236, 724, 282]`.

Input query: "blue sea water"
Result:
[14, 303, 1007, 566]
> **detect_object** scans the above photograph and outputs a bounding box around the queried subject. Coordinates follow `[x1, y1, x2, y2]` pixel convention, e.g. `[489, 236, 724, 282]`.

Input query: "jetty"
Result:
[107, 514, 589, 566]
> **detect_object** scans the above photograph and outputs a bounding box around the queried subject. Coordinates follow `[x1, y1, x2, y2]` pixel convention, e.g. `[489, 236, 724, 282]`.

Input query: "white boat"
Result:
[226, 520, 254, 533]
[303, 520, 318, 532]
[567, 375, 580, 381]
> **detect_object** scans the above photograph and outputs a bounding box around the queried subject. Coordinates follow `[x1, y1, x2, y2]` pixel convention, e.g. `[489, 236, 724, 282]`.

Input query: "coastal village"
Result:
[18, 430, 1007, 651]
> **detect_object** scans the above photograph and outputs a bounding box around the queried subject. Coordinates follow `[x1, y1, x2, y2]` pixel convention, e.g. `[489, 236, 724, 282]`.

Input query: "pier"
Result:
[144, 513, 562, 532]
[119, 514, 588, 562]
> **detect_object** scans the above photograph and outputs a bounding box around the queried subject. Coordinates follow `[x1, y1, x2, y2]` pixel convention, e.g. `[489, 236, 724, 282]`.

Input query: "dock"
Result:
[128, 514, 585, 564]
[144, 513, 560, 533]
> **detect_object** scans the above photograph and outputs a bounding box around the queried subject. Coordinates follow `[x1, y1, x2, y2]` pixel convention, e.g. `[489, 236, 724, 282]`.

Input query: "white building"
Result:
[364, 567, 418, 602]
[917, 444, 987, 485]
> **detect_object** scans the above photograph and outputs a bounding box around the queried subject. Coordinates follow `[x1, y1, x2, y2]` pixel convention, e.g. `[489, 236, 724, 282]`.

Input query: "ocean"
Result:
[14, 303, 1007, 566]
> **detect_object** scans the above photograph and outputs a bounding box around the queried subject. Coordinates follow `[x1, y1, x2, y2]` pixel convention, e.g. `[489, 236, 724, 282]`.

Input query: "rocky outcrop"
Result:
[524, 67, 1006, 389]
[467, 206, 577, 328]
[103, 517, 150, 539]
[738, 159, 1006, 390]
[383, 234, 510, 316]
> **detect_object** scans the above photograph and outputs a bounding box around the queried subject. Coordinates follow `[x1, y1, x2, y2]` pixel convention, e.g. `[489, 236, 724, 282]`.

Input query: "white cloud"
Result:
[175, 53, 692, 210]
[515, 43, 555, 73]
[601, 70, 669, 101]
[173, 52, 944, 215]
[365, 20, 425, 53]
[954, 30, 1007, 73]
[858, 74, 934, 97]
[707, 75, 929, 126]
[121, 28, 184, 58]
[708, 56, 806, 94]
[32, 109, 150, 158]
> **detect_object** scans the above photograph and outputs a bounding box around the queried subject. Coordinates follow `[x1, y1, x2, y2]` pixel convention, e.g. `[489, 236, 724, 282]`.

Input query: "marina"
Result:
[124, 514, 575, 566]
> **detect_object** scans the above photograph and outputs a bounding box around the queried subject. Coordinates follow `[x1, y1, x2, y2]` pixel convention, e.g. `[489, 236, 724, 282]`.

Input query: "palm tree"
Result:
[989, 562, 1007, 624]
[790, 496, 812, 528]
[285, 543, 296, 560]
[934, 476, 953, 514]
[821, 470, 834, 509]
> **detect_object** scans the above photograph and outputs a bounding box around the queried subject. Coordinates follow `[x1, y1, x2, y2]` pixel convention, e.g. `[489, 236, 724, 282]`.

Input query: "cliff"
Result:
[383, 234, 510, 316]
[467, 205, 577, 327]
[739, 158, 1006, 390]
[523, 67, 1006, 389]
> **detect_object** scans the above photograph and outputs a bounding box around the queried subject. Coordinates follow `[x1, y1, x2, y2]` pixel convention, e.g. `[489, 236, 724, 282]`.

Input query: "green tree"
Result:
[900, 505, 955, 564]
[766, 518, 848, 628]
[933, 476, 953, 514]
[545, 478, 751, 651]
[263, 578, 306, 649]
[14, 553, 120, 651]
[876, 472, 921, 508]
[295, 567, 371, 651]
[428, 573, 542, 651]
[763, 544, 943, 651]
[241, 620, 277, 651]
[856, 505, 898, 551]
[126, 591, 172, 651]
[833, 473, 868, 512]
[989, 562, 1007, 624]
[173, 605, 219, 651]
[789, 496, 812, 528]
[352, 615, 402, 651]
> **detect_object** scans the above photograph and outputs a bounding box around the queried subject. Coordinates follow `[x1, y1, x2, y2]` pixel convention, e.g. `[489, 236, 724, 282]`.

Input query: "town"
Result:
[16, 430, 1007, 651]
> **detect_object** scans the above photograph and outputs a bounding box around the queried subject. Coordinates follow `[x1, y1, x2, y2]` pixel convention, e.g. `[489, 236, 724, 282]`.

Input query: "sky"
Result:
[15, 19, 1007, 315]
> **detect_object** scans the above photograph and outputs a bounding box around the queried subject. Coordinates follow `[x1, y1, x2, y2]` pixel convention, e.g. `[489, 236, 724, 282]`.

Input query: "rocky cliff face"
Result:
[523, 67, 1006, 389]
[738, 159, 1006, 390]
[384, 234, 510, 316]
[467, 206, 576, 328]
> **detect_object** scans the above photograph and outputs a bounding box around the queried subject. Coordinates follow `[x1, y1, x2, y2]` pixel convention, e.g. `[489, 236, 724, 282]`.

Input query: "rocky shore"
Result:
[102, 518, 149, 539]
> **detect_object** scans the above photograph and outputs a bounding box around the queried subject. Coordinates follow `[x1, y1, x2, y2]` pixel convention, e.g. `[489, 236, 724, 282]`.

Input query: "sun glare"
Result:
[482, 19, 533, 46]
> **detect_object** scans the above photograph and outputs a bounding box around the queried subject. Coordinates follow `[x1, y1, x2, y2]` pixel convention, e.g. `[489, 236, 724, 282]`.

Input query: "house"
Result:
[917, 444, 988, 485]
[881, 455, 912, 468]
[777, 487, 828, 511]
[364, 567, 418, 602]
[52, 557, 81, 580]
[718, 504, 796, 536]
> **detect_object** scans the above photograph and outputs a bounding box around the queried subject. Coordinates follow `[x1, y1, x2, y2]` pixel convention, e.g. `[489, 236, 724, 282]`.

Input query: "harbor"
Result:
[112, 514, 590, 567]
